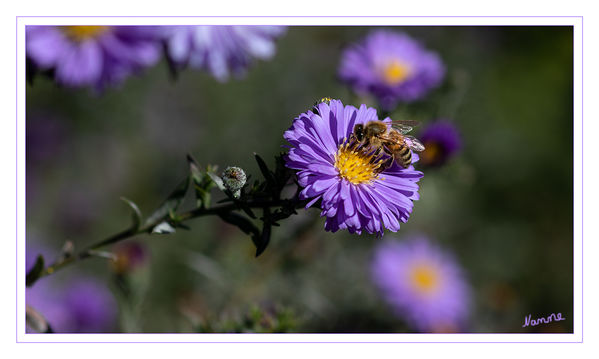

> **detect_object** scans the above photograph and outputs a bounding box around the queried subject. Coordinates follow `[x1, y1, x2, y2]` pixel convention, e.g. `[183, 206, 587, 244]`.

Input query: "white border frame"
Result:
[16, 16, 583, 343]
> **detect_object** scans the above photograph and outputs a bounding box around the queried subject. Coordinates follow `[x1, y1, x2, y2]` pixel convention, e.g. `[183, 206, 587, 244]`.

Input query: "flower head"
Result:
[26, 242, 118, 333]
[26, 26, 162, 89]
[418, 120, 462, 167]
[164, 26, 286, 82]
[26, 275, 118, 333]
[284, 99, 423, 236]
[221, 166, 247, 199]
[111, 241, 148, 274]
[339, 30, 445, 110]
[371, 236, 471, 332]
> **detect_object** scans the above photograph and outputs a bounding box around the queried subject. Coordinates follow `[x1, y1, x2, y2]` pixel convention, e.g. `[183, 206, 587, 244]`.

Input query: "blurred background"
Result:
[26, 26, 573, 333]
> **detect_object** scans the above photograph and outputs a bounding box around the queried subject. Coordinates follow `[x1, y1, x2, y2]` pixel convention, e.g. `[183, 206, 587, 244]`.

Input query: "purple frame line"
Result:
[15, 16, 18, 344]
[19, 341, 582, 344]
[580, 16, 584, 344]
[16, 16, 583, 343]
[16, 15, 582, 17]
[20, 332, 580, 335]
[17, 25, 580, 28]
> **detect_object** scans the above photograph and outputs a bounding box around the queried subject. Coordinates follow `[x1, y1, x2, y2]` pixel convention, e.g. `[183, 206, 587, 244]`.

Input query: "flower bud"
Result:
[221, 166, 247, 199]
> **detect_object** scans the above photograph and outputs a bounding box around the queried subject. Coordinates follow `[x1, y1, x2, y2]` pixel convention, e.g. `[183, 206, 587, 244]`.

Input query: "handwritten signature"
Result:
[522, 313, 566, 328]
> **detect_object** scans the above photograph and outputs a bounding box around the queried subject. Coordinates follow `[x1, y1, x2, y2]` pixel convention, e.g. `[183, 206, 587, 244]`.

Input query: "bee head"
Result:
[353, 124, 365, 141]
[312, 97, 334, 115]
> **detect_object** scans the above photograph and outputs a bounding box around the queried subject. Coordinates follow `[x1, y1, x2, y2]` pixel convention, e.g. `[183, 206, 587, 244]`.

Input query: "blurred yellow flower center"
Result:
[381, 60, 411, 86]
[61, 26, 110, 41]
[409, 264, 439, 295]
[334, 141, 383, 185]
[420, 141, 441, 165]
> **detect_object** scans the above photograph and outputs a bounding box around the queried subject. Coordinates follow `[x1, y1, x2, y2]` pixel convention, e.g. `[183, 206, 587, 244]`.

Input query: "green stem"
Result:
[29, 196, 309, 286]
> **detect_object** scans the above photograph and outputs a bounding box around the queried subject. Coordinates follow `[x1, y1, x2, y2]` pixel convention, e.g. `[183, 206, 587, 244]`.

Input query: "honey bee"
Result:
[352, 120, 425, 169]
[314, 97, 333, 106]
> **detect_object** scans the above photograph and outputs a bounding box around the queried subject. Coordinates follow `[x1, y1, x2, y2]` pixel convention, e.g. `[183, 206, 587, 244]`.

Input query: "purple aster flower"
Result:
[26, 26, 162, 89]
[418, 120, 462, 167]
[371, 236, 471, 332]
[164, 25, 286, 81]
[284, 99, 423, 236]
[339, 30, 445, 110]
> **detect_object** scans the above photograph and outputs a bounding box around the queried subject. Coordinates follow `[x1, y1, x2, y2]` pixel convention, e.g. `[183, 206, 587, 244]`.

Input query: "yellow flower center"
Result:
[380, 59, 411, 86]
[334, 140, 384, 185]
[409, 263, 439, 295]
[60, 26, 110, 41]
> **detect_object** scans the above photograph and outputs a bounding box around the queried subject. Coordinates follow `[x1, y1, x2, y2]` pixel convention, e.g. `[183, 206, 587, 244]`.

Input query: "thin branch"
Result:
[28, 195, 310, 286]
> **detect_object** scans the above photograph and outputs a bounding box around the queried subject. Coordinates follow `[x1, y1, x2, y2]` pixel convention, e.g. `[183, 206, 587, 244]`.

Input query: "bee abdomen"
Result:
[399, 146, 412, 168]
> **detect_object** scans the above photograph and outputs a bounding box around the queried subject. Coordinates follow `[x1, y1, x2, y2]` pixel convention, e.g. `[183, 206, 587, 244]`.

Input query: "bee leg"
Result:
[369, 147, 383, 163]
[374, 154, 394, 174]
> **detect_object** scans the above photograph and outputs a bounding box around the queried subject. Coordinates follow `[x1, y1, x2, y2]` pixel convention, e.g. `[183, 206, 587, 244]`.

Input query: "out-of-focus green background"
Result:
[26, 26, 573, 333]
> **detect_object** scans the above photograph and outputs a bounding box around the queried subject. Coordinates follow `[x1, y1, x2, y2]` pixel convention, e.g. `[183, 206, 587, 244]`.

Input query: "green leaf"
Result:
[218, 212, 259, 236]
[26, 255, 44, 287]
[187, 154, 202, 180]
[87, 250, 118, 261]
[239, 202, 257, 219]
[144, 176, 190, 226]
[152, 221, 177, 234]
[255, 207, 272, 257]
[217, 212, 261, 250]
[187, 154, 215, 208]
[274, 153, 292, 185]
[120, 197, 142, 231]
[206, 172, 225, 192]
[254, 153, 275, 190]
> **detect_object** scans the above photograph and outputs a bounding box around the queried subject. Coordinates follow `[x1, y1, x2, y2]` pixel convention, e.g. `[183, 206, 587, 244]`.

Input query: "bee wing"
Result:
[389, 120, 420, 134]
[389, 120, 421, 126]
[403, 135, 425, 152]
[390, 123, 413, 134]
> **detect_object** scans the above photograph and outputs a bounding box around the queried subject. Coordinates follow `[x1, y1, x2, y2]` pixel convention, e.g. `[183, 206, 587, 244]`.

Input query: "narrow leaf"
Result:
[239, 203, 257, 219]
[187, 154, 210, 208]
[152, 221, 177, 234]
[254, 153, 275, 189]
[187, 154, 203, 181]
[26, 255, 44, 287]
[218, 211, 261, 250]
[144, 176, 190, 226]
[87, 250, 118, 261]
[120, 197, 142, 231]
[255, 207, 272, 257]
[207, 172, 226, 191]
[218, 212, 260, 237]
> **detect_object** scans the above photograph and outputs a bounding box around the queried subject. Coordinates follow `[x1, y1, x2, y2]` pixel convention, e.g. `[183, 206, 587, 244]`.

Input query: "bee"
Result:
[314, 97, 334, 107]
[352, 120, 425, 169]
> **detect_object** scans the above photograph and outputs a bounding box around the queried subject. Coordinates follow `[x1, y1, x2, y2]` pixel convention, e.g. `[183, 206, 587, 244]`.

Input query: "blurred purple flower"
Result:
[112, 241, 149, 274]
[62, 279, 119, 333]
[164, 25, 286, 81]
[418, 120, 462, 167]
[26, 277, 118, 333]
[339, 30, 445, 110]
[26, 26, 162, 89]
[371, 236, 471, 332]
[26, 244, 118, 333]
[26, 115, 67, 166]
[284, 99, 422, 236]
